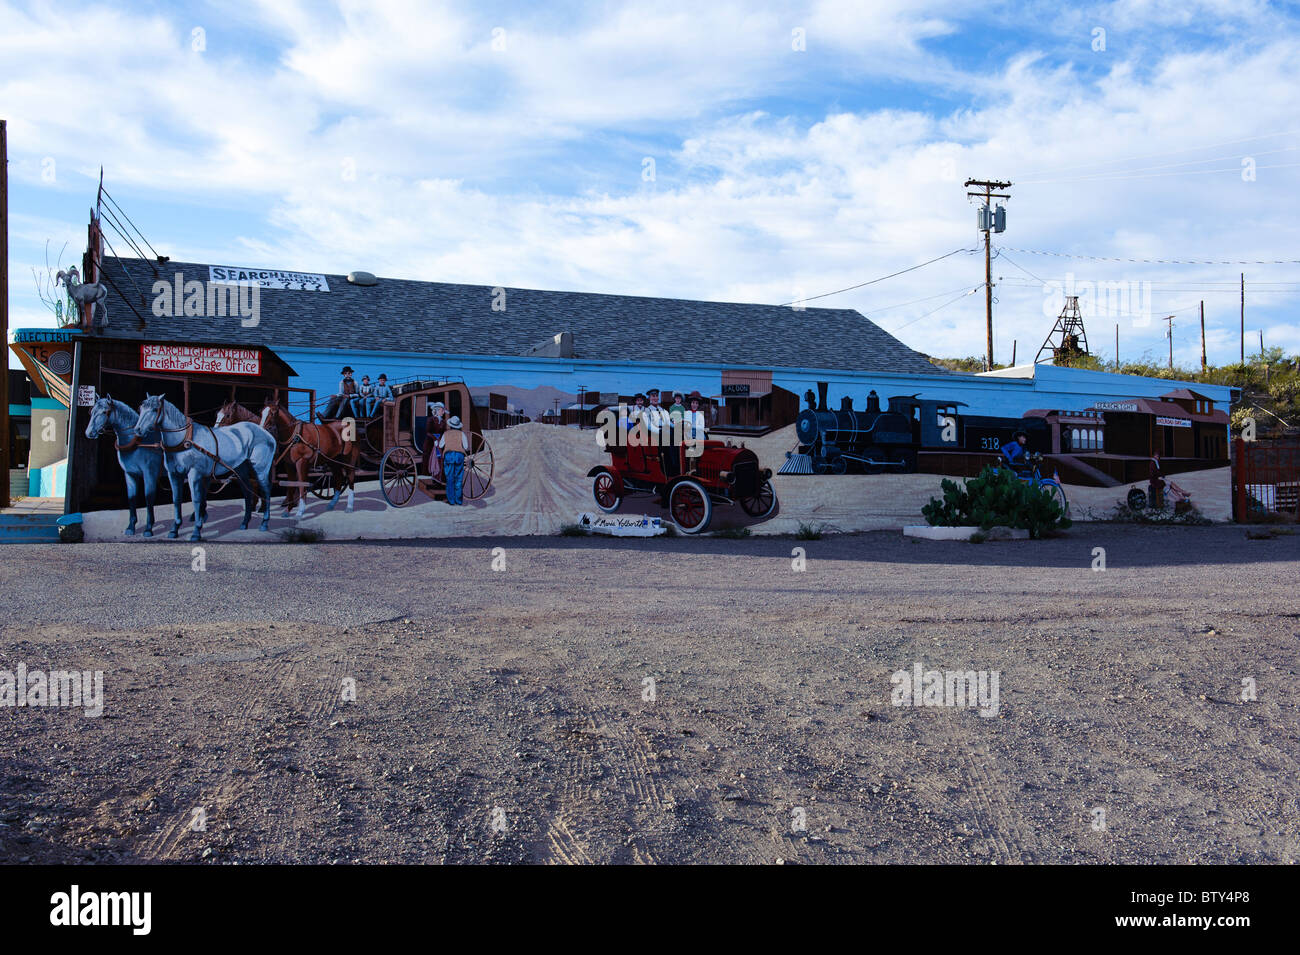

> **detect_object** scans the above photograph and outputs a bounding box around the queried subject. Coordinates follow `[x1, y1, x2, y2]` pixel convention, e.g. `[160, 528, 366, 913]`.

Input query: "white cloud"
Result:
[2, 0, 1297, 362]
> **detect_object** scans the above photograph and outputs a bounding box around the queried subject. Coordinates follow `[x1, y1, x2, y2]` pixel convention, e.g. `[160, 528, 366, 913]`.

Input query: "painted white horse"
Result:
[135, 394, 276, 541]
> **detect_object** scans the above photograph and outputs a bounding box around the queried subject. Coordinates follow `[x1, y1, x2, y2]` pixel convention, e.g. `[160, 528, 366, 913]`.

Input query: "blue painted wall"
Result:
[273, 345, 1233, 421]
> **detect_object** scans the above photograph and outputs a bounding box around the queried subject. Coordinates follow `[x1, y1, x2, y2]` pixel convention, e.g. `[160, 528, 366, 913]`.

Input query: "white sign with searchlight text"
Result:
[209, 266, 329, 291]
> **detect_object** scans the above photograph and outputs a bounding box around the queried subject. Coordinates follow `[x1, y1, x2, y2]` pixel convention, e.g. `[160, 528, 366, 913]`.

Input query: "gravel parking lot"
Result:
[1, 524, 1297, 864]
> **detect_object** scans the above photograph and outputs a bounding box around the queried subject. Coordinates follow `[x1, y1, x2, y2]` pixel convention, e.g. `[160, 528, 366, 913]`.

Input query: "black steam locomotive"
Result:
[784, 381, 1048, 474]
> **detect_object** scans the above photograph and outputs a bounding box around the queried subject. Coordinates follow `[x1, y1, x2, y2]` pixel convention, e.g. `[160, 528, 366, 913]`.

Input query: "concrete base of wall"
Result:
[29, 458, 67, 498]
[904, 525, 1030, 541]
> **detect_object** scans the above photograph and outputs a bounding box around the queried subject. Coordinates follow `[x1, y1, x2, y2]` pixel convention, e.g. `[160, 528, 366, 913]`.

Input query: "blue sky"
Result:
[4, 0, 1299, 368]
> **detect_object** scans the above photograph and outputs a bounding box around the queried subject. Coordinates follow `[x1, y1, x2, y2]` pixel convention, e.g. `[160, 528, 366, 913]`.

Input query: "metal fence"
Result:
[1233, 437, 1300, 520]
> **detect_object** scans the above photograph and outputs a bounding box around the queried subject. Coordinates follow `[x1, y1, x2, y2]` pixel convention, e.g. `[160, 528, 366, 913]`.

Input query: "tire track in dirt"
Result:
[538, 702, 676, 864]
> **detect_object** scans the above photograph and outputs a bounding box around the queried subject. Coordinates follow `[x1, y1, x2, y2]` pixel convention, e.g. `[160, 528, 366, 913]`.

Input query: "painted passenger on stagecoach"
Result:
[423, 400, 447, 479]
[357, 375, 374, 417]
[370, 374, 394, 417]
[320, 366, 359, 421]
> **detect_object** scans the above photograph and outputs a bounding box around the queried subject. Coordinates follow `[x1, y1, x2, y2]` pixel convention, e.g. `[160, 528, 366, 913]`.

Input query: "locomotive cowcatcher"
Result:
[588, 432, 776, 534]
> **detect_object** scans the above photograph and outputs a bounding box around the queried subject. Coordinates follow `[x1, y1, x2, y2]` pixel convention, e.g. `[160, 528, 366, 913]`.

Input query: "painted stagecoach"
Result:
[218, 377, 495, 508]
[367, 378, 494, 507]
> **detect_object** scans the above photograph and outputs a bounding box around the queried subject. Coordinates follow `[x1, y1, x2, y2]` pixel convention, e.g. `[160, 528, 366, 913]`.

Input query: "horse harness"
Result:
[142, 416, 262, 499]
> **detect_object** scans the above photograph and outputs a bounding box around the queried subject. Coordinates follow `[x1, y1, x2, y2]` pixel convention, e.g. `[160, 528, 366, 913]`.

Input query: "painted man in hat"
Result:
[320, 366, 359, 420]
[621, 393, 647, 432]
[368, 373, 394, 417]
[439, 414, 469, 505]
[642, 387, 679, 482]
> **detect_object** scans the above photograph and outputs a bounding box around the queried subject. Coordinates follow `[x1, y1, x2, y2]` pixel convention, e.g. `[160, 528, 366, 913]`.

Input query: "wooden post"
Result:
[0, 119, 8, 506]
[984, 229, 993, 371]
[1234, 436, 1247, 522]
[1011, 340, 1016, 365]
[63, 339, 82, 514]
[1200, 301, 1206, 374]
[1240, 273, 1245, 365]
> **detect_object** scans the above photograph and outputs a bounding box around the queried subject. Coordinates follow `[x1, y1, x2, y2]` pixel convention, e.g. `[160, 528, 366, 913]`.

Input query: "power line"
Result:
[1014, 129, 1300, 179]
[888, 285, 984, 334]
[858, 283, 986, 316]
[1018, 161, 1300, 185]
[1021, 146, 1297, 184]
[995, 245, 1300, 266]
[777, 247, 975, 307]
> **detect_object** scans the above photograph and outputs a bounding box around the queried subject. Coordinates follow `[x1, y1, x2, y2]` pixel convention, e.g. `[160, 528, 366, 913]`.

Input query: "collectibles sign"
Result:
[140, 344, 261, 376]
[209, 266, 330, 291]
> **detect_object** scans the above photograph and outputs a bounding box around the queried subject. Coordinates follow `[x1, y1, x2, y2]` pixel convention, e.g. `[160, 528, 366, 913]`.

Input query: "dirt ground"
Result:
[1, 524, 1297, 864]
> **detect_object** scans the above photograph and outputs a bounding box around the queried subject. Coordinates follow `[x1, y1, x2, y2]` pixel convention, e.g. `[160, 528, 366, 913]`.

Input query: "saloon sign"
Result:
[140, 344, 261, 376]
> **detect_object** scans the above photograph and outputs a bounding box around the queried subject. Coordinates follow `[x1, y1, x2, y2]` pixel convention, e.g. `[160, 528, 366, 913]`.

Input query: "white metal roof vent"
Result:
[347, 270, 378, 286]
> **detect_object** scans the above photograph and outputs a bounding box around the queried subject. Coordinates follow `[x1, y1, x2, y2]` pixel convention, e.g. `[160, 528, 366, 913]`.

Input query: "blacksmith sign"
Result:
[140, 344, 262, 376]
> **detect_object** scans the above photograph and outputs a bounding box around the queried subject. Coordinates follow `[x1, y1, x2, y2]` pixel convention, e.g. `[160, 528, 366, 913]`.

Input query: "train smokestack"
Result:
[840, 396, 854, 412]
[817, 381, 829, 412]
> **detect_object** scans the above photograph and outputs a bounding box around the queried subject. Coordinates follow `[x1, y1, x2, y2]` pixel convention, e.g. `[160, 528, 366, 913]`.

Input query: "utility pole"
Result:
[0, 119, 8, 508]
[1240, 273, 1245, 365]
[1163, 315, 1174, 371]
[964, 178, 1011, 371]
[1115, 323, 1119, 370]
[1200, 301, 1206, 374]
[1011, 340, 1016, 365]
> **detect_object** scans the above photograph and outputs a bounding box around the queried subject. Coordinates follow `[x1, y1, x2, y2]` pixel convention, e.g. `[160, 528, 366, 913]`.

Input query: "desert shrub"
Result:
[712, 525, 751, 538]
[795, 522, 824, 540]
[279, 527, 326, 543]
[922, 466, 1071, 539]
[558, 522, 590, 537]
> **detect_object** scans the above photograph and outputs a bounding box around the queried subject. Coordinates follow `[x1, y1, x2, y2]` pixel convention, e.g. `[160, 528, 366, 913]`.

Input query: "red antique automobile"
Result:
[588, 432, 777, 534]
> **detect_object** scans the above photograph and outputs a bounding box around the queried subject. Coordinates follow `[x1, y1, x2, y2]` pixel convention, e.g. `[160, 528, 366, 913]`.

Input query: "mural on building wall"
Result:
[32, 335, 1234, 541]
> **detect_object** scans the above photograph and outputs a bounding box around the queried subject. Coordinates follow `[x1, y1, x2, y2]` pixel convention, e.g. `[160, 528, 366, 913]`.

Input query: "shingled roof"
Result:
[97, 256, 944, 375]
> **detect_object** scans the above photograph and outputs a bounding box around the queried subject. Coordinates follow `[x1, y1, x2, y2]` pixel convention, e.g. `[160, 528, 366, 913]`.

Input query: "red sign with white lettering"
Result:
[140, 344, 261, 376]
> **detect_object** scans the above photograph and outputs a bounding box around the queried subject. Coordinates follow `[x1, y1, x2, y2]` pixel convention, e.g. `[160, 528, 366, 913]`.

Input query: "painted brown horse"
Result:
[258, 399, 359, 516]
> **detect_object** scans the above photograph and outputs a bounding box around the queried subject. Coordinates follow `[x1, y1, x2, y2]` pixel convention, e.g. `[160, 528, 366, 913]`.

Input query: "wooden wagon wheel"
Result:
[462, 431, 494, 501]
[380, 446, 418, 507]
[311, 469, 334, 501]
